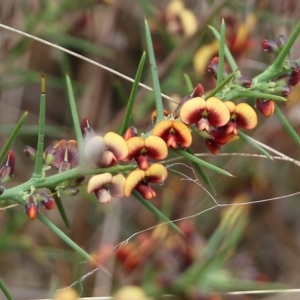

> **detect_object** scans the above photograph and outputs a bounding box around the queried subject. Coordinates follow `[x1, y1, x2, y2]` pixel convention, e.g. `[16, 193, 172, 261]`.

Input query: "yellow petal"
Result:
[193, 40, 219, 76]
[235, 103, 257, 130]
[145, 163, 168, 183]
[110, 174, 126, 197]
[87, 173, 113, 193]
[124, 136, 145, 161]
[104, 132, 128, 160]
[144, 135, 168, 159]
[180, 97, 206, 124]
[206, 97, 230, 127]
[124, 169, 145, 197]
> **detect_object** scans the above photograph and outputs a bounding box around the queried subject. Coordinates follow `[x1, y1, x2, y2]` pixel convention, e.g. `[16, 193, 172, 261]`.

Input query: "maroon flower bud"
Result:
[24, 145, 37, 160]
[207, 56, 219, 77]
[81, 117, 95, 139]
[288, 60, 300, 86]
[0, 150, 15, 184]
[256, 99, 275, 117]
[261, 39, 278, 53]
[36, 192, 56, 210]
[123, 126, 138, 141]
[233, 76, 252, 88]
[25, 195, 39, 220]
[190, 83, 204, 97]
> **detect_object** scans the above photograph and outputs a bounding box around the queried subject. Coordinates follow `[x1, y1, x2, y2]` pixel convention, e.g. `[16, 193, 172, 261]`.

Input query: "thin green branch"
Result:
[0, 111, 28, 164]
[32, 75, 46, 178]
[120, 52, 146, 135]
[0, 278, 13, 300]
[0, 164, 136, 202]
[66, 75, 84, 149]
[208, 25, 240, 76]
[205, 71, 237, 99]
[38, 213, 95, 263]
[238, 131, 272, 159]
[144, 18, 164, 122]
[175, 149, 234, 177]
[132, 190, 184, 236]
[275, 104, 300, 148]
[216, 19, 226, 85]
[51, 190, 70, 229]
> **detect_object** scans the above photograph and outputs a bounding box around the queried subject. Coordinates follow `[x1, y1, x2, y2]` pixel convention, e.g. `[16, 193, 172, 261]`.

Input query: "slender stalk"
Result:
[0, 278, 13, 300]
[216, 19, 226, 85]
[120, 52, 146, 135]
[144, 19, 164, 122]
[133, 190, 184, 236]
[175, 149, 234, 177]
[0, 111, 28, 164]
[66, 75, 84, 149]
[275, 104, 300, 148]
[32, 75, 46, 178]
[38, 213, 96, 264]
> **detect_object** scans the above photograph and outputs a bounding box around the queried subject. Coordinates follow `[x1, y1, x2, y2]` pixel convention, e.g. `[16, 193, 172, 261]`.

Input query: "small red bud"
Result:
[123, 126, 138, 141]
[207, 57, 219, 76]
[234, 76, 252, 88]
[25, 195, 39, 220]
[256, 99, 275, 117]
[190, 84, 204, 97]
[37, 192, 56, 210]
[261, 39, 278, 53]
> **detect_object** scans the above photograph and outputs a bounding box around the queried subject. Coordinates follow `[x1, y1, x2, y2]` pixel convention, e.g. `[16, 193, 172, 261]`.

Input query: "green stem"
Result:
[205, 71, 237, 99]
[208, 25, 240, 76]
[0, 164, 136, 202]
[0, 111, 28, 164]
[216, 19, 226, 85]
[120, 52, 146, 135]
[238, 131, 272, 159]
[32, 75, 46, 178]
[275, 104, 300, 148]
[144, 19, 164, 122]
[66, 75, 84, 149]
[38, 213, 95, 263]
[0, 278, 13, 300]
[174, 149, 234, 177]
[133, 190, 184, 236]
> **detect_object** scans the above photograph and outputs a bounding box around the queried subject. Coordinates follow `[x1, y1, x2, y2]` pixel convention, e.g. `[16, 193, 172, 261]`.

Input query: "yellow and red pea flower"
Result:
[87, 173, 126, 203]
[123, 135, 168, 170]
[124, 163, 168, 200]
[85, 132, 128, 167]
[152, 119, 192, 149]
[180, 96, 230, 132]
[224, 101, 257, 135]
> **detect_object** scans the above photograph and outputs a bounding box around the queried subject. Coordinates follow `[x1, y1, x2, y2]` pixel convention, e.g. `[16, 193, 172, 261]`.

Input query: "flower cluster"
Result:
[83, 119, 169, 203]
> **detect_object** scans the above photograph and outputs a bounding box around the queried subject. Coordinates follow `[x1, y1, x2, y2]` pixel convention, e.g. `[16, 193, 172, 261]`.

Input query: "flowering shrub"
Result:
[1, 7, 300, 299]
